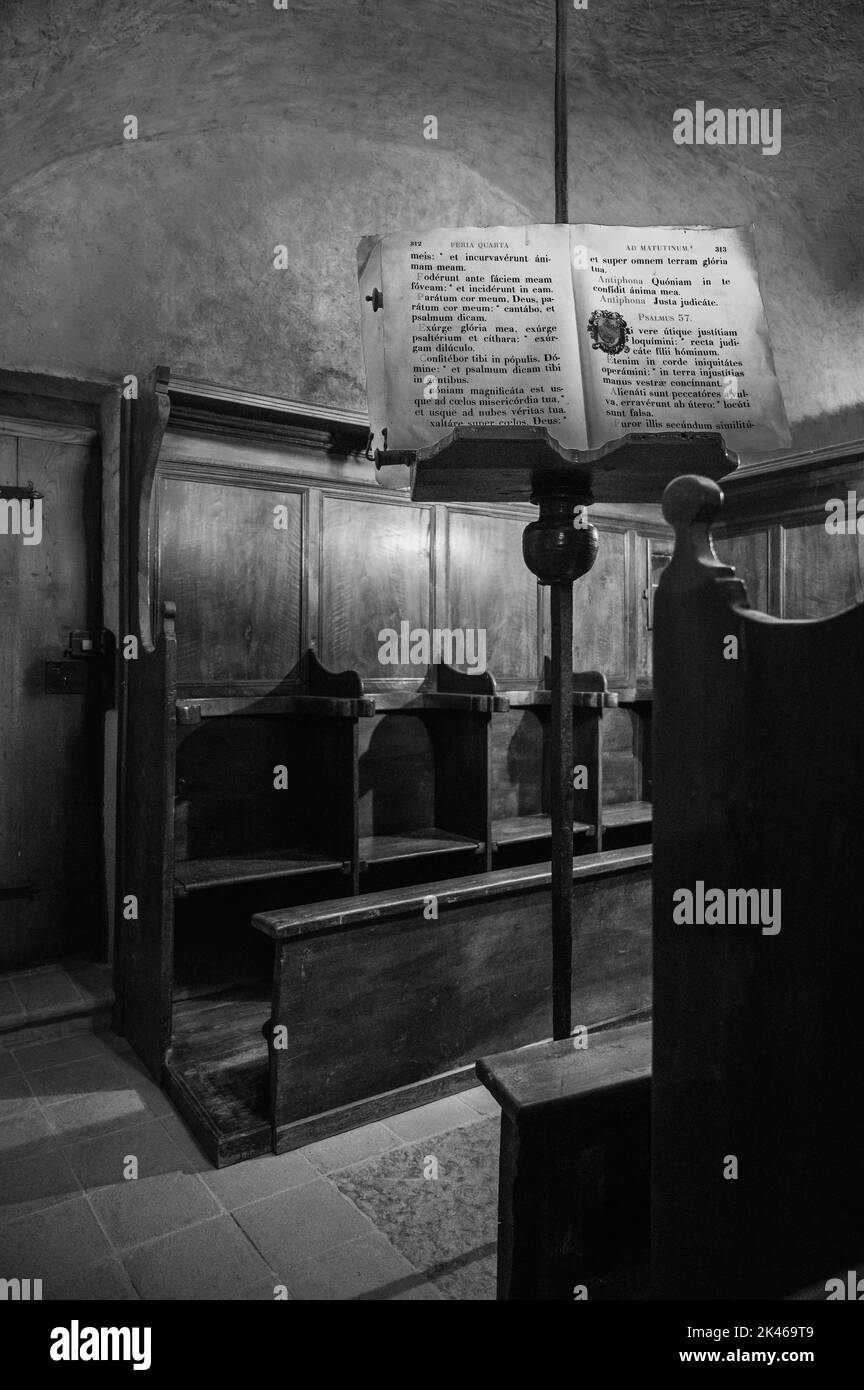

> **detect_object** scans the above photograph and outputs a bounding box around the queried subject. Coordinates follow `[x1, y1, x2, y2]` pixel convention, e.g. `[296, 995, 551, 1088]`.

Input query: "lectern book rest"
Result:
[358, 222, 791, 472]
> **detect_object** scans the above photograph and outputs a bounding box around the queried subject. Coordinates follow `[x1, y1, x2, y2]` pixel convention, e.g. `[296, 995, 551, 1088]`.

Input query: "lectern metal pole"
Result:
[554, 0, 569, 225]
[523, 491, 598, 1041]
[550, 579, 574, 1039]
[553, 0, 572, 1039]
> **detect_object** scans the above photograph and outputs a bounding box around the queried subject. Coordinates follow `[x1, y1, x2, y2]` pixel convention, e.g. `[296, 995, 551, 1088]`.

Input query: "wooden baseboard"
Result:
[273, 1064, 480, 1155]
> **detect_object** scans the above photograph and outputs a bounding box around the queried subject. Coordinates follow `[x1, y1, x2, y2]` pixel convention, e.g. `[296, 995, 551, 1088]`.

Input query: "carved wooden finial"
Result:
[662, 474, 723, 532]
[662, 474, 729, 575]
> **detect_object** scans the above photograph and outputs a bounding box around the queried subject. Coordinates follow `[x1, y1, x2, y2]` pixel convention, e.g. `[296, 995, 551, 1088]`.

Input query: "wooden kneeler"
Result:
[476, 1021, 651, 1300]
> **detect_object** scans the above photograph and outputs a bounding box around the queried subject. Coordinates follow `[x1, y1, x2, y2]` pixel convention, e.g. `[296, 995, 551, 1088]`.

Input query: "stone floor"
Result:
[0, 966, 850, 1302]
[0, 969, 502, 1301]
[0, 960, 113, 1045]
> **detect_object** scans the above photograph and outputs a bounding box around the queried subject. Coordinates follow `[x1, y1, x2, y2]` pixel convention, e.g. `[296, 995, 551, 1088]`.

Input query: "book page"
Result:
[569, 224, 791, 456]
[359, 225, 588, 452]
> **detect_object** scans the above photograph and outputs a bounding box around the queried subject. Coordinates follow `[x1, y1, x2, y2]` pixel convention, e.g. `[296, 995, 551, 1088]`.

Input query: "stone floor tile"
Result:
[89, 1171, 220, 1249]
[11, 970, 83, 1014]
[105, 1053, 174, 1117]
[0, 1149, 82, 1223]
[201, 1149, 316, 1211]
[303, 1122, 401, 1174]
[0, 1049, 22, 1076]
[0, 1067, 35, 1116]
[233, 1178, 375, 1267]
[13, 1032, 108, 1073]
[158, 1115, 213, 1171]
[459, 1084, 502, 1117]
[123, 1216, 275, 1300]
[241, 1280, 295, 1300]
[45, 1086, 162, 1142]
[390, 1277, 447, 1300]
[0, 980, 25, 1020]
[63, 963, 113, 1007]
[0, 1107, 53, 1159]
[0, 1194, 113, 1275]
[279, 1232, 432, 1301]
[44, 1258, 139, 1300]
[383, 1094, 484, 1143]
[28, 1054, 129, 1105]
[65, 1118, 194, 1190]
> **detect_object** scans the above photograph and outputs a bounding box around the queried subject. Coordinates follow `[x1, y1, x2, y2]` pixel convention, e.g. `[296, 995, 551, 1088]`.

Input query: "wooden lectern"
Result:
[378, 426, 736, 1040]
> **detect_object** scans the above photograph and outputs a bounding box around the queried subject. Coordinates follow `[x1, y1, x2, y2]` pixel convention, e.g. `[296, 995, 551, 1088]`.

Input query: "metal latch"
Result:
[44, 630, 116, 702]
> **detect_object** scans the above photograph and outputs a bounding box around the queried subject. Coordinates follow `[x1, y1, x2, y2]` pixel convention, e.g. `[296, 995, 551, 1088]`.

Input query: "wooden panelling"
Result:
[636, 531, 674, 685]
[355, 707, 489, 863]
[446, 508, 540, 681]
[158, 476, 303, 685]
[491, 706, 602, 844]
[319, 494, 432, 678]
[571, 528, 631, 687]
[716, 528, 771, 613]
[428, 711, 492, 858]
[152, 457, 657, 696]
[491, 710, 545, 822]
[602, 708, 642, 806]
[357, 713, 436, 837]
[782, 521, 864, 619]
[177, 716, 310, 859]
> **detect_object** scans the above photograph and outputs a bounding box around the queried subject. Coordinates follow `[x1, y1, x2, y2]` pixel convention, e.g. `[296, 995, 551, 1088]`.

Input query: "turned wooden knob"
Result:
[661, 474, 729, 575]
[522, 493, 599, 585]
[662, 474, 723, 532]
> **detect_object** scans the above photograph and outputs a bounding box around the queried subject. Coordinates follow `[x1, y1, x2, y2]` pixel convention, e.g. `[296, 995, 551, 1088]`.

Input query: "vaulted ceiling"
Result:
[1, 0, 862, 454]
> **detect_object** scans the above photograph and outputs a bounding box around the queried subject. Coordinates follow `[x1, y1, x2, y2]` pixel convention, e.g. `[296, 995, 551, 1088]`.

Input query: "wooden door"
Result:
[0, 425, 104, 971]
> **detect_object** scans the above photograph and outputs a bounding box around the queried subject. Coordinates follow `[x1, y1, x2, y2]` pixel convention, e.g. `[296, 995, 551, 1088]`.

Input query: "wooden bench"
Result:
[251, 847, 652, 1157]
[477, 1021, 651, 1300]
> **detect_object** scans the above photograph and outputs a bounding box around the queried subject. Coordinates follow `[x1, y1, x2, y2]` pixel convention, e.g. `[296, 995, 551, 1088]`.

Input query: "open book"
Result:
[358, 224, 790, 461]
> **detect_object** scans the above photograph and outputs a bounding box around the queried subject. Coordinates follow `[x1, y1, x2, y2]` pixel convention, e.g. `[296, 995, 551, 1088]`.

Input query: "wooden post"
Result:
[554, 0, 569, 225]
[523, 493, 598, 1039]
[549, 579, 574, 1037]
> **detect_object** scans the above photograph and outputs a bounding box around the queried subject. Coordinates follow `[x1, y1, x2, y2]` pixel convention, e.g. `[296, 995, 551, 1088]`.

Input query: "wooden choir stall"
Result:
[114, 366, 864, 1299]
[115, 367, 658, 1165]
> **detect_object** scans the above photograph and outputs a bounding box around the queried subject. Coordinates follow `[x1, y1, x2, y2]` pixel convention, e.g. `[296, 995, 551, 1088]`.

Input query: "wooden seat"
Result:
[601, 800, 652, 829]
[477, 1021, 651, 1301]
[249, 848, 651, 1161]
